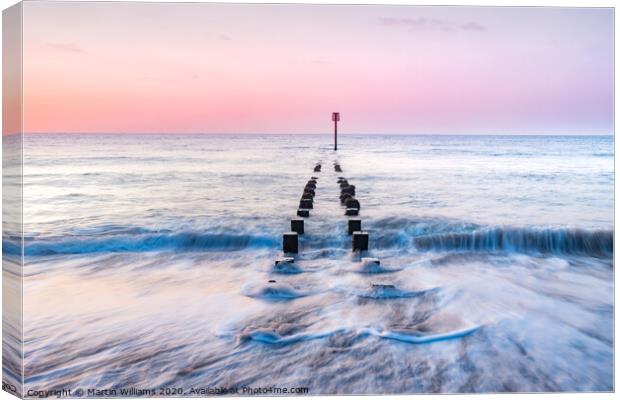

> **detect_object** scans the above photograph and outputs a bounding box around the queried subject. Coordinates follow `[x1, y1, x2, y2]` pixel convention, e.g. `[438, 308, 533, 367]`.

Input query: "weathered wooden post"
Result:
[352, 231, 369, 251]
[345, 198, 360, 210]
[275, 257, 295, 265]
[291, 218, 304, 234]
[341, 184, 355, 195]
[340, 193, 352, 204]
[299, 198, 313, 209]
[348, 218, 361, 235]
[283, 231, 299, 253]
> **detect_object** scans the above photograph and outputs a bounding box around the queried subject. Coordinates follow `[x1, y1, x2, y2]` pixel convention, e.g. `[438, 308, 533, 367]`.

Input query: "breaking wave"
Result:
[414, 226, 613, 258]
[22, 232, 278, 256]
[16, 219, 613, 259]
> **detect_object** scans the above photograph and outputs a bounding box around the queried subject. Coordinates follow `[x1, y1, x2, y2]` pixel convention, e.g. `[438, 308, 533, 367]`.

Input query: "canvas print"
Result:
[2, 1, 614, 397]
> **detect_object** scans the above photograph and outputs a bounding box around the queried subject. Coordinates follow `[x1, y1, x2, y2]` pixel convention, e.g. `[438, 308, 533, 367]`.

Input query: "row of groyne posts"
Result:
[277, 161, 380, 268]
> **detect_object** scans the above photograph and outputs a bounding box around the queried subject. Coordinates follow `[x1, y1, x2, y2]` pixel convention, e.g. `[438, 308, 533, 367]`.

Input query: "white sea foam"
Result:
[18, 134, 613, 393]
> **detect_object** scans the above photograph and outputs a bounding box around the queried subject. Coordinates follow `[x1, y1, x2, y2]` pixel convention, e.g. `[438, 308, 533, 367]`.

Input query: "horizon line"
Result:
[12, 132, 615, 137]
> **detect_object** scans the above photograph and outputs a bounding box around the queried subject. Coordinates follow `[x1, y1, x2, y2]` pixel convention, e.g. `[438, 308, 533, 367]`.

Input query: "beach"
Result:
[16, 133, 613, 393]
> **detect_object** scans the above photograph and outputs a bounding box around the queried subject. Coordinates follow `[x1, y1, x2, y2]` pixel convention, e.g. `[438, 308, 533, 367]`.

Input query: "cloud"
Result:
[379, 17, 486, 33]
[219, 34, 232, 41]
[380, 17, 430, 28]
[461, 22, 486, 32]
[47, 42, 84, 53]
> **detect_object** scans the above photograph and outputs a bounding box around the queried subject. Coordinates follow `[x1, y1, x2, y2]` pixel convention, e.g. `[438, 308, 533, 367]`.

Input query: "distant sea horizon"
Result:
[15, 132, 616, 136]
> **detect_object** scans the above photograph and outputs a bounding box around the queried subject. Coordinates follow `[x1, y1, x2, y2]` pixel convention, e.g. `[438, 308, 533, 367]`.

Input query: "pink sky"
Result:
[20, 3, 613, 134]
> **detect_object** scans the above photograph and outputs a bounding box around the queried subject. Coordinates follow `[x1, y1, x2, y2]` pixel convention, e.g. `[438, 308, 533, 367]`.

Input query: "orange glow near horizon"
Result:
[21, 2, 613, 135]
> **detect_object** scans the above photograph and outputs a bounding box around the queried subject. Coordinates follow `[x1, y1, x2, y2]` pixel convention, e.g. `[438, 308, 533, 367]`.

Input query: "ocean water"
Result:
[11, 134, 614, 394]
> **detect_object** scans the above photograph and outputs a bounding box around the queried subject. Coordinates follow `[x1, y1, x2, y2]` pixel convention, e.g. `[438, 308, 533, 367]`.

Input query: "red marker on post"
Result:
[332, 112, 340, 151]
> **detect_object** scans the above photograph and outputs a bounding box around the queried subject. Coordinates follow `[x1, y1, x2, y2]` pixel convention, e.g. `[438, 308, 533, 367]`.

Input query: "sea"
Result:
[4, 134, 614, 394]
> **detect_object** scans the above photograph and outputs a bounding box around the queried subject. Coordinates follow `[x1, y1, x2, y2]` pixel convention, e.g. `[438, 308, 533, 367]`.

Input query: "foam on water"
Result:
[356, 284, 440, 299]
[16, 222, 611, 259]
[364, 325, 481, 344]
[20, 231, 279, 256]
[243, 282, 309, 301]
[15, 134, 613, 393]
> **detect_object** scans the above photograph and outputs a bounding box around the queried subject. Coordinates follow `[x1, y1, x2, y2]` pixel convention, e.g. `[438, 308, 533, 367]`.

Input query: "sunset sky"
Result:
[20, 2, 613, 134]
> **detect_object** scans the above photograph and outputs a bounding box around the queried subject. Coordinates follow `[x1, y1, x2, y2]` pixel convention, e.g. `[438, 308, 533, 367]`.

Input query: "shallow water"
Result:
[11, 134, 615, 394]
